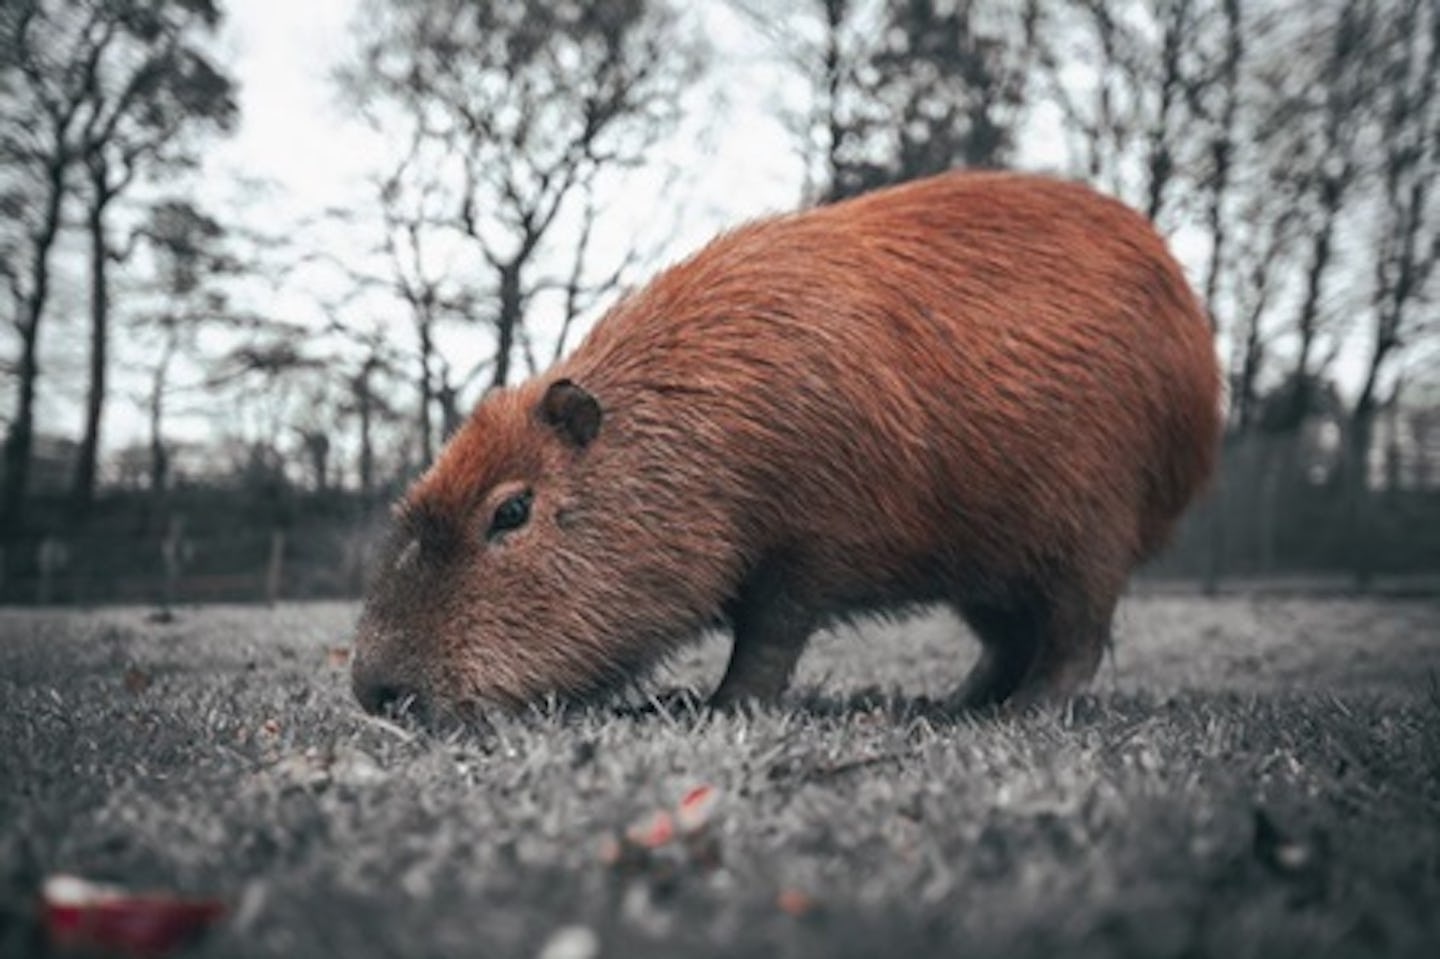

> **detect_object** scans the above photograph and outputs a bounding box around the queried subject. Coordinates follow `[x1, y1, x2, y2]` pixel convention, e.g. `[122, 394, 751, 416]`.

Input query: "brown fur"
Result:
[351, 170, 1221, 716]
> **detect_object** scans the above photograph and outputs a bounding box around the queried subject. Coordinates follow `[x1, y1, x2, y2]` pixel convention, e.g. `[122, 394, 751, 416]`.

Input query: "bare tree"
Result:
[317, 305, 410, 502]
[857, 0, 1036, 193]
[1273, 0, 1381, 431]
[1033, 1, 1144, 197]
[131, 199, 235, 508]
[208, 336, 326, 494]
[1197, 0, 1241, 323]
[340, 0, 702, 410]
[372, 139, 474, 464]
[727, 0, 875, 203]
[66, 0, 237, 517]
[1352, 0, 1439, 447]
[1345, 0, 1440, 586]
[1226, 200, 1302, 434]
[1140, 0, 1201, 223]
[737, 0, 1039, 201]
[1038, 0, 1235, 228]
[0, 2, 96, 537]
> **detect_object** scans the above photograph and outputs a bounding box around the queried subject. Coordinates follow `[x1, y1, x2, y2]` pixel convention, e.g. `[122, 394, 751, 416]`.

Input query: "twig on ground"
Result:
[359, 712, 417, 744]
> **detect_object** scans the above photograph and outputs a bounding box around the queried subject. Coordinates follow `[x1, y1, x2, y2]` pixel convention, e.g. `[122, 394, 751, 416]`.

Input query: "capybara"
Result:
[351, 170, 1221, 718]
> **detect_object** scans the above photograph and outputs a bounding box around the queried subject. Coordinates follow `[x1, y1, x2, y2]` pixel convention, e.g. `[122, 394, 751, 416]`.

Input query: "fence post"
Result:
[37, 535, 68, 605]
[159, 516, 188, 615]
[265, 529, 285, 605]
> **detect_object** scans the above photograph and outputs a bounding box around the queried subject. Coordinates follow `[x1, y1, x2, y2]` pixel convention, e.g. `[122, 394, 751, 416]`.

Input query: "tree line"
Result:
[1, 0, 1437, 595]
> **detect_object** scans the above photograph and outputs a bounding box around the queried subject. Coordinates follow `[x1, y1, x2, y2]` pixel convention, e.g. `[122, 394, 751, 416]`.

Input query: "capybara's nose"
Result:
[352, 663, 424, 718]
[356, 680, 412, 715]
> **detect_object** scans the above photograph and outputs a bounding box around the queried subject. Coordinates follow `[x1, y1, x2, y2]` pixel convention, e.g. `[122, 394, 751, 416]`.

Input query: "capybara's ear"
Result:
[539, 378, 602, 448]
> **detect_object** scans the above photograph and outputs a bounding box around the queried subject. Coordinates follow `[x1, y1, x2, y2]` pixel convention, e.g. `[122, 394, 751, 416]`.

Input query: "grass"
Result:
[2, 594, 1439, 958]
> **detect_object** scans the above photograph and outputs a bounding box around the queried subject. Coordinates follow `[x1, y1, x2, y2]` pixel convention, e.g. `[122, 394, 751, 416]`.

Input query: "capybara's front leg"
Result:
[709, 580, 815, 708]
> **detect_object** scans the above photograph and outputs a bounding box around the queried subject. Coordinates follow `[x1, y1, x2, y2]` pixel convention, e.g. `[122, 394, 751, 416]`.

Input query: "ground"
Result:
[1, 592, 1439, 958]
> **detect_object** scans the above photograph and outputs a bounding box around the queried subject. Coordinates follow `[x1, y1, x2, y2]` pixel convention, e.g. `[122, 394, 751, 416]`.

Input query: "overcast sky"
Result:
[211, 0, 805, 222]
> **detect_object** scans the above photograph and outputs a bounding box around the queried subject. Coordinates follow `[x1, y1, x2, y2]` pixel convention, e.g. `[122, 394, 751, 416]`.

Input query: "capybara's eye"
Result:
[487, 489, 532, 541]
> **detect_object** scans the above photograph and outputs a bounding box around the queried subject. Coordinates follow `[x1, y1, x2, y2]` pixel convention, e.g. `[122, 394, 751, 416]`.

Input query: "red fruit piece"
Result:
[676, 784, 717, 834]
[43, 874, 226, 957]
[624, 810, 675, 849]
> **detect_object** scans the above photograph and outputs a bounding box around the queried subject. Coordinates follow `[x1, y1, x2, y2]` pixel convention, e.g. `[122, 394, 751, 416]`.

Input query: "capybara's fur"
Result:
[352, 170, 1220, 717]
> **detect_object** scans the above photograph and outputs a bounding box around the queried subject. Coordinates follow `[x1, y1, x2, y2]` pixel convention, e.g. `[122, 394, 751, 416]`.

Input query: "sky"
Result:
[211, 0, 806, 225]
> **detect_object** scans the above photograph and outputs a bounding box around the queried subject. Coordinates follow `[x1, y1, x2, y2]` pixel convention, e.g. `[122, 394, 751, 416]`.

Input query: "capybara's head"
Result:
[350, 375, 734, 718]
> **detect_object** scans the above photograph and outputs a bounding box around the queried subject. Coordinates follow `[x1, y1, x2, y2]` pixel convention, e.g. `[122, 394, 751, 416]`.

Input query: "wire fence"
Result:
[1, 523, 378, 607]
[2, 433, 1438, 607]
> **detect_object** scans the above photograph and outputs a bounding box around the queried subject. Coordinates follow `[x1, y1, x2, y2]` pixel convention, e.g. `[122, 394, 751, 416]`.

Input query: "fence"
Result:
[1, 524, 379, 607]
[1147, 433, 1440, 586]
[0, 488, 386, 607]
[2, 438, 1438, 606]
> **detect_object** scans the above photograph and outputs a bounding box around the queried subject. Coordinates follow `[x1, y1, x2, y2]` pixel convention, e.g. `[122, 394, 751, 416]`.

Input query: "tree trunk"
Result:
[1200, 0, 1241, 332]
[73, 168, 113, 519]
[306, 433, 330, 493]
[148, 360, 168, 524]
[820, 0, 847, 200]
[1230, 295, 1265, 432]
[417, 315, 435, 464]
[2, 322, 42, 538]
[1199, 0, 1241, 593]
[1, 155, 67, 539]
[1256, 435, 1291, 575]
[357, 362, 375, 501]
[1344, 408, 1376, 592]
[438, 374, 461, 438]
[491, 262, 523, 391]
[148, 417, 168, 499]
[1291, 199, 1336, 416]
[1201, 436, 1232, 595]
[147, 331, 179, 499]
[1144, 1, 1187, 224]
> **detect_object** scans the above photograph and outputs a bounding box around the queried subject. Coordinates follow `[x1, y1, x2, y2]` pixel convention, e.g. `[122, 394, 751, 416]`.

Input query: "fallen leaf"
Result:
[326, 646, 350, 668]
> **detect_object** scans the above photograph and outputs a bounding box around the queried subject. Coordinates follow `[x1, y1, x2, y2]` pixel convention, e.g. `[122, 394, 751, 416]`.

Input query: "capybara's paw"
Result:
[706, 684, 783, 713]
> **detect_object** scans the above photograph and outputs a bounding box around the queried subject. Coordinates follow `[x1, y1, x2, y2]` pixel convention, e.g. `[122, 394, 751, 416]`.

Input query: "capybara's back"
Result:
[352, 171, 1221, 716]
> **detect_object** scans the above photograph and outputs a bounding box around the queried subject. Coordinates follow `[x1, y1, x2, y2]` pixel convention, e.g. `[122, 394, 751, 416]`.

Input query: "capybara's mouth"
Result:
[357, 688, 494, 735]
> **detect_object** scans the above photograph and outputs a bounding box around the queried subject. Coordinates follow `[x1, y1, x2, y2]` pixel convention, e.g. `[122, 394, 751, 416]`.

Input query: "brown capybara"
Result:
[351, 170, 1220, 718]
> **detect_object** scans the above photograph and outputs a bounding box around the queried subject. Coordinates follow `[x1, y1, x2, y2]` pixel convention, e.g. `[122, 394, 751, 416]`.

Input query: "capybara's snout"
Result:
[350, 637, 429, 719]
[351, 665, 419, 717]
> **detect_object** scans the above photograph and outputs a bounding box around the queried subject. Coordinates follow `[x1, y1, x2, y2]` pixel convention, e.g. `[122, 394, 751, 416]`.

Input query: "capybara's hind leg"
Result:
[709, 575, 815, 708]
[1007, 581, 1115, 708]
[954, 602, 1042, 708]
